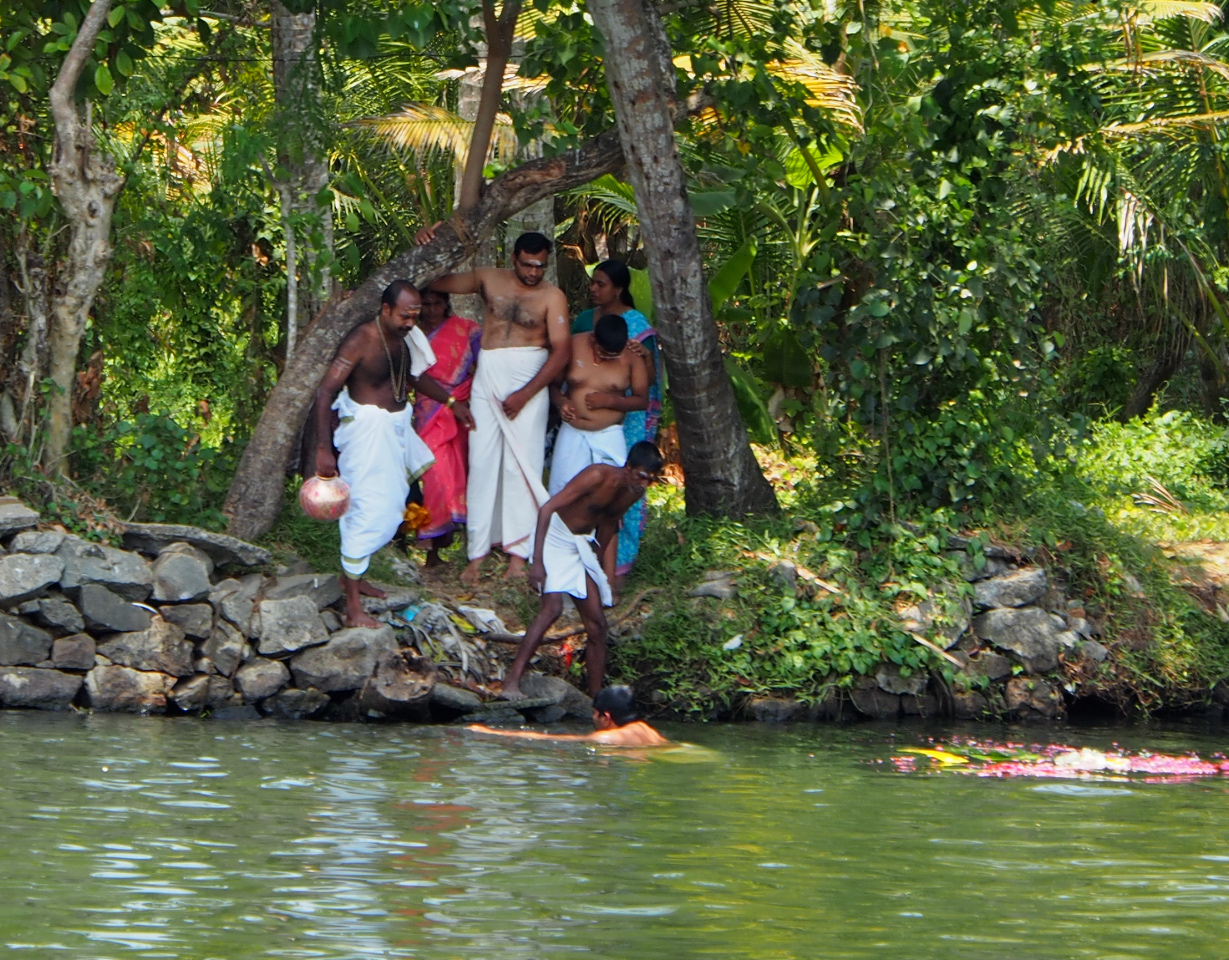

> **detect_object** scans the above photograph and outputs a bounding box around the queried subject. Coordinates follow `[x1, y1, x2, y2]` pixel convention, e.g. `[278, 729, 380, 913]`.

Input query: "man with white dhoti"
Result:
[414, 230, 572, 583]
[501, 441, 665, 700]
[315, 280, 475, 627]
[548, 313, 649, 496]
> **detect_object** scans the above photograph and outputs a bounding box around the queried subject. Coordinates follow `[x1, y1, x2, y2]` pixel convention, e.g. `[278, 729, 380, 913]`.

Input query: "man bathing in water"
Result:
[468, 685, 667, 746]
[315, 280, 474, 628]
[414, 227, 571, 583]
[548, 313, 649, 497]
[501, 441, 665, 700]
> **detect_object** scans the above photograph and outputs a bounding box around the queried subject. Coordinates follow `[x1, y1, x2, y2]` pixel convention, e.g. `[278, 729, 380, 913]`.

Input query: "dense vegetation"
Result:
[5, 0, 1229, 712]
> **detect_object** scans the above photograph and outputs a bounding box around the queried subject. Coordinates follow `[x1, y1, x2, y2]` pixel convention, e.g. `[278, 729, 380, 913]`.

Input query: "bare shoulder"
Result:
[335, 321, 373, 356]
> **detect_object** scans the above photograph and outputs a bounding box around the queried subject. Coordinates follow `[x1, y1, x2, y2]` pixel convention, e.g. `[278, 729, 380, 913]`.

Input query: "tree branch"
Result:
[48, 0, 113, 148]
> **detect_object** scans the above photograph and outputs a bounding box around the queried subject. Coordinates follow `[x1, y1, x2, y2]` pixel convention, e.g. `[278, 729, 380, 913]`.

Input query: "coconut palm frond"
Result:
[768, 43, 863, 130]
[353, 103, 518, 167]
[568, 174, 639, 235]
[1134, 1, 1222, 24]
[1103, 108, 1229, 136]
[1092, 48, 1229, 83]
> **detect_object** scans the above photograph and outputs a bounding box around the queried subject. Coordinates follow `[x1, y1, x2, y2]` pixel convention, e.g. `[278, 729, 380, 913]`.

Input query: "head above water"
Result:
[512, 232, 552, 287]
[379, 279, 421, 334]
[594, 313, 629, 356]
[623, 441, 664, 491]
[593, 685, 637, 727]
[590, 259, 636, 310]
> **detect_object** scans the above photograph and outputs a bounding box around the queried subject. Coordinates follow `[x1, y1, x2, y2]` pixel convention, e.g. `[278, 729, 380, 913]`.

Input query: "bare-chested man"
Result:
[315, 280, 474, 628]
[468, 686, 667, 746]
[414, 228, 572, 583]
[500, 441, 664, 700]
[548, 313, 649, 497]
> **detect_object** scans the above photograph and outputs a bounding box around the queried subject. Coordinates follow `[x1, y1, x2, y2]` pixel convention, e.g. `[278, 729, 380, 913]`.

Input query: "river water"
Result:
[2, 712, 1228, 960]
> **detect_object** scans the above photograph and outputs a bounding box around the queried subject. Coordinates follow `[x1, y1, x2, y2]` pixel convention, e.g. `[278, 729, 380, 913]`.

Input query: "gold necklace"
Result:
[376, 320, 408, 404]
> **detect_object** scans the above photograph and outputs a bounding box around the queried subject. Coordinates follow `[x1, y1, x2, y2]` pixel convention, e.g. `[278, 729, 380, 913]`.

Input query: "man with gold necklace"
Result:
[315, 280, 475, 628]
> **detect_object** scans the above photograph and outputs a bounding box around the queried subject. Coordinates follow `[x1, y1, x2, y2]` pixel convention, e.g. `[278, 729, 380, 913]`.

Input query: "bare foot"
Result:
[424, 549, 443, 569]
[461, 557, 485, 585]
[356, 579, 386, 599]
[505, 555, 527, 579]
[345, 608, 382, 629]
[499, 684, 526, 701]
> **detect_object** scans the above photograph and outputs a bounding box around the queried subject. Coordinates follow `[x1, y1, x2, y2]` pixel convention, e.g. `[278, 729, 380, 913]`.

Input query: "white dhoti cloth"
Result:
[538, 515, 613, 607]
[333, 388, 435, 577]
[548, 421, 628, 496]
[467, 347, 550, 560]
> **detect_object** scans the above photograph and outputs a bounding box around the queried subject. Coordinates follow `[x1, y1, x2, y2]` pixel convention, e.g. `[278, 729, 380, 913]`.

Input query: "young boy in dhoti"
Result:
[547, 313, 649, 496]
[501, 441, 664, 700]
[315, 280, 475, 628]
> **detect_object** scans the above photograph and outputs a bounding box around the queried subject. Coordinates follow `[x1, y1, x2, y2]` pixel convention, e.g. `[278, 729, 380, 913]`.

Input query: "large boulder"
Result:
[850, 675, 901, 719]
[262, 573, 343, 611]
[57, 538, 152, 601]
[428, 682, 483, 715]
[875, 663, 928, 696]
[0, 497, 38, 536]
[210, 574, 264, 637]
[158, 603, 212, 639]
[517, 674, 594, 718]
[32, 594, 85, 635]
[257, 596, 328, 656]
[202, 620, 249, 677]
[171, 673, 234, 712]
[745, 696, 804, 722]
[0, 553, 64, 604]
[52, 634, 96, 670]
[972, 567, 1047, 610]
[151, 544, 213, 603]
[235, 658, 290, 701]
[0, 613, 53, 665]
[121, 522, 271, 567]
[97, 617, 194, 677]
[77, 583, 153, 634]
[355, 650, 435, 719]
[9, 530, 67, 554]
[972, 607, 1070, 673]
[85, 664, 175, 713]
[0, 666, 82, 709]
[263, 686, 330, 720]
[289, 625, 398, 692]
[1005, 677, 1064, 720]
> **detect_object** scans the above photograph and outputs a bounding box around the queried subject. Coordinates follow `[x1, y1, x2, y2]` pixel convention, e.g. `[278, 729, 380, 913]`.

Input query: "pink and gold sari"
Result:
[412, 315, 482, 540]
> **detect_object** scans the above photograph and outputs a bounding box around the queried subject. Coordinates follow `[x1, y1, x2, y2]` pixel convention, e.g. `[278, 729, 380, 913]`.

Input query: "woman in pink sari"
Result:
[413, 290, 482, 566]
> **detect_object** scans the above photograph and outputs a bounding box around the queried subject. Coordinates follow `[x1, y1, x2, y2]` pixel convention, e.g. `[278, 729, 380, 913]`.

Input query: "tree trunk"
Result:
[451, 55, 500, 321]
[1120, 320, 1191, 421]
[587, 0, 777, 516]
[13, 235, 49, 444]
[44, 0, 123, 476]
[224, 130, 626, 539]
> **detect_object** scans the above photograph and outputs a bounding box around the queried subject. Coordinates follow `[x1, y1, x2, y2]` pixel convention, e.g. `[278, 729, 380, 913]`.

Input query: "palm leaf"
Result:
[352, 103, 518, 169]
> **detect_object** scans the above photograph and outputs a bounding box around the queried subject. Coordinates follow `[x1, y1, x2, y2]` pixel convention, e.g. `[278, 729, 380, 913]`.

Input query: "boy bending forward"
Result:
[501, 441, 664, 699]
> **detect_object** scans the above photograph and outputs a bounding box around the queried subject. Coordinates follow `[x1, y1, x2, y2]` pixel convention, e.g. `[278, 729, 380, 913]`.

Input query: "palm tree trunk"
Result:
[586, 0, 777, 516]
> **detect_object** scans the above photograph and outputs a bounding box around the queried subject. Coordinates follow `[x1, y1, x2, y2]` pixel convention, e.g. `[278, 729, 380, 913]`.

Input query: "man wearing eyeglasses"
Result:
[500, 441, 664, 701]
[547, 312, 650, 498]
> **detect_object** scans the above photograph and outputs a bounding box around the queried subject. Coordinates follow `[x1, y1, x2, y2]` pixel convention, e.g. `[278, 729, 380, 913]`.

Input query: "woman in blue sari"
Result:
[572, 260, 662, 583]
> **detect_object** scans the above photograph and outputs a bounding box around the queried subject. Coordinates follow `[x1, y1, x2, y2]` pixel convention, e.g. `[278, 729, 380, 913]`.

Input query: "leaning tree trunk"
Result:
[224, 130, 626, 539]
[44, 0, 123, 476]
[587, 0, 777, 516]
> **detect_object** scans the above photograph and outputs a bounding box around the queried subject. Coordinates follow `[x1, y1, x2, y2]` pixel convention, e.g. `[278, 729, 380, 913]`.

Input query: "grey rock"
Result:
[52, 634, 96, 670]
[900, 692, 941, 717]
[289, 624, 397, 692]
[85, 664, 174, 713]
[973, 567, 1047, 609]
[257, 596, 328, 656]
[208, 694, 261, 721]
[0, 666, 82, 709]
[77, 583, 153, 634]
[0, 497, 38, 536]
[528, 704, 567, 723]
[210, 574, 265, 636]
[278, 559, 314, 576]
[897, 588, 971, 649]
[746, 696, 803, 722]
[9, 530, 66, 554]
[428, 682, 484, 714]
[1077, 639, 1110, 663]
[689, 576, 738, 600]
[158, 603, 212, 639]
[235, 658, 290, 701]
[320, 609, 342, 633]
[151, 546, 212, 602]
[1067, 616, 1093, 639]
[359, 585, 420, 616]
[0, 613, 53, 665]
[850, 675, 901, 719]
[768, 561, 798, 592]
[875, 663, 927, 696]
[202, 620, 248, 677]
[121, 522, 271, 567]
[966, 651, 1012, 680]
[34, 595, 84, 635]
[952, 690, 990, 719]
[945, 533, 1013, 559]
[1005, 677, 1064, 720]
[0, 553, 64, 604]
[194, 656, 216, 675]
[263, 686, 330, 719]
[1053, 630, 1080, 650]
[263, 573, 343, 611]
[57, 539, 152, 601]
[973, 606, 1067, 673]
[97, 618, 194, 677]
[517, 674, 594, 717]
[947, 551, 1009, 582]
[171, 673, 234, 712]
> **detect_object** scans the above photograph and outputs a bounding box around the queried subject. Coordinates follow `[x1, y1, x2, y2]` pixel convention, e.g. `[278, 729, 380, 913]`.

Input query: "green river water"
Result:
[2, 711, 1228, 960]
